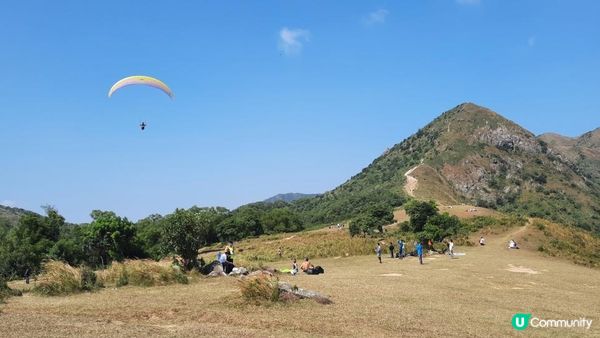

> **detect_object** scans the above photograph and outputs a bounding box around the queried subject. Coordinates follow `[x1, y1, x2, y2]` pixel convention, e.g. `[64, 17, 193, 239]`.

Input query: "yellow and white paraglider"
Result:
[108, 75, 173, 130]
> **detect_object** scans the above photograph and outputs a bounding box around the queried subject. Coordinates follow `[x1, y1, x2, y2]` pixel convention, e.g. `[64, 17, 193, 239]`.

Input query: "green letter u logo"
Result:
[512, 313, 531, 331]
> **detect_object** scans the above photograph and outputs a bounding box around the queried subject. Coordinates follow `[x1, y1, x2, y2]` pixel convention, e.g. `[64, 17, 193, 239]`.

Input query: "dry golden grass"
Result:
[97, 260, 188, 287]
[33, 261, 84, 296]
[215, 229, 398, 270]
[238, 275, 280, 304]
[410, 164, 462, 204]
[506, 218, 600, 268]
[2, 227, 600, 337]
[394, 204, 500, 224]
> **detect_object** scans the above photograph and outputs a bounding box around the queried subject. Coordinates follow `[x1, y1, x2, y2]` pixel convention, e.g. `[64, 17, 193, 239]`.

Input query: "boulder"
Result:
[207, 264, 226, 277]
[278, 282, 332, 304]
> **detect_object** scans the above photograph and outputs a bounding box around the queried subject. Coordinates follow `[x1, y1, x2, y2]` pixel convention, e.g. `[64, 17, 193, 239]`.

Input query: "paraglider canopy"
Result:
[108, 75, 173, 98]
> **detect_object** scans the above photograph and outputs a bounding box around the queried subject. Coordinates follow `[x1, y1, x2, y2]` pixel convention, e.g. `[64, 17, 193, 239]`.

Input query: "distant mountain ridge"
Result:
[263, 193, 317, 204]
[0, 205, 39, 228]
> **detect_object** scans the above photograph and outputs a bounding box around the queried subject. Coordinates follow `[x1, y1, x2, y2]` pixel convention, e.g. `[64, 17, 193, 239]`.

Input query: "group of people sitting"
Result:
[291, 257, 324, 275]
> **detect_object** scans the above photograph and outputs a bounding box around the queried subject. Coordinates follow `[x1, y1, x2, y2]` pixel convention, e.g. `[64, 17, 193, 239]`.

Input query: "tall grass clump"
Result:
[238, 275, 280, 304]
[97, 260, 188, 287]
[33, 261, 100, 296]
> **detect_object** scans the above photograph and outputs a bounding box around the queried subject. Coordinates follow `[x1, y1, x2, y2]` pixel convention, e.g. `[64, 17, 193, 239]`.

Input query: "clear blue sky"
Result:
[1, 1, 599, 223]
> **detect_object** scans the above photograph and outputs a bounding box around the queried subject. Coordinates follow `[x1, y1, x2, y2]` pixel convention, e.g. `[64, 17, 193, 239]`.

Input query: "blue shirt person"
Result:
[416, 242, 424, 265]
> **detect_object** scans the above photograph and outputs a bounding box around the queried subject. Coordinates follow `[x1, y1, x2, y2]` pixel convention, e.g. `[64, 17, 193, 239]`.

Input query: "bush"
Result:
[97, 260, 188, 287]
[33, 261, 84, 296]
[238, 275, 280, 304]
[80, 266, 100, 291]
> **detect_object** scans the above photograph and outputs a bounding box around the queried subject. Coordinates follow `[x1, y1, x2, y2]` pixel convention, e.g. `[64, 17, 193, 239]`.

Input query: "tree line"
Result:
[0, 201, 303, 278]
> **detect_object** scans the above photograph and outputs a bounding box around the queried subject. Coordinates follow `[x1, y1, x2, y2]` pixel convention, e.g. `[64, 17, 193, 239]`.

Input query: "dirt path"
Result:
[403, 164, 421, 197]
[499, 220, 530, 246]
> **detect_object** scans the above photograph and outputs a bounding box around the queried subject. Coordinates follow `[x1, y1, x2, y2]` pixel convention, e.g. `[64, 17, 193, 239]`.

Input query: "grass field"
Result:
[2, 225, 599, 337]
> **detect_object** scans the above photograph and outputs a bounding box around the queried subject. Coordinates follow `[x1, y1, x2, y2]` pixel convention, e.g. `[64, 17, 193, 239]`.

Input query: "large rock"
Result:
[278, 282, 332, 304]
[207, 264, 226, 277]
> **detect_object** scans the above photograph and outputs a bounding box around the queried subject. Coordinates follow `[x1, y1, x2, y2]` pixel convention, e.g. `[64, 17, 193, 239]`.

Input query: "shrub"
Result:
[80, 266, 100, 291]
[238, 275, 280, 304]
[97, 260, 188, 287]
[33, 261, 83, 296]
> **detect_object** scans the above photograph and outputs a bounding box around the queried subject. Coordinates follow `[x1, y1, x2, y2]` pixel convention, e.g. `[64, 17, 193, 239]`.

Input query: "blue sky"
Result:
[1, 0, 599, 223]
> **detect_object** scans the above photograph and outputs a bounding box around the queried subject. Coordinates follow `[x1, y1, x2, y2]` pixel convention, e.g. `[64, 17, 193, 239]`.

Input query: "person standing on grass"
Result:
[400, 240, 405, 259]
[388, 242, 395, 258]
[416, 242, 423, 265]
[375, 243, 382, 263]
[448, 239, 455, 258]
[397, 239, 402, 258]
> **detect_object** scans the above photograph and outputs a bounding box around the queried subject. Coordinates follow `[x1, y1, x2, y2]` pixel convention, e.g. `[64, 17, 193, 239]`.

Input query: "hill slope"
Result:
[297, 103, 600, 233]
[539, 128, 600, 185]
[263, 193, 317, 204]
[0, 205, 39, 229]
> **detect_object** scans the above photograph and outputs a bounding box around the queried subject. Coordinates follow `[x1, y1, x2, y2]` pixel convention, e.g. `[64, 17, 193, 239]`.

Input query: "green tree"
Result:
[84, 210, 138, 267]
[260, 208, 303, 234]
[404, 200, 439, 232]
[349, 214, 378, 236]
[161, 207, 222, 270]
[0, 208, 66, 278]
[216, 206, 262, 241]
[48, 223, 86, 266]
[418, 213, 462, 242]
[135, 214, 166, 260]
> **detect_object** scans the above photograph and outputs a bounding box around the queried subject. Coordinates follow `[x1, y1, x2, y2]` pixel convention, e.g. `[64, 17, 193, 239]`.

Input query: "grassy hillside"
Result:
[539, 128, 600, 189]
[295, 103, 600, 233]
[263, 193, 317, 204]
[0, 205, 38, 229]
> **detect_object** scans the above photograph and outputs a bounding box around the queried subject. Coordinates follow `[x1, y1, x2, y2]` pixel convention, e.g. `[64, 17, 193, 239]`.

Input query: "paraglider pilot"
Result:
[140, 122, 146, 131]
